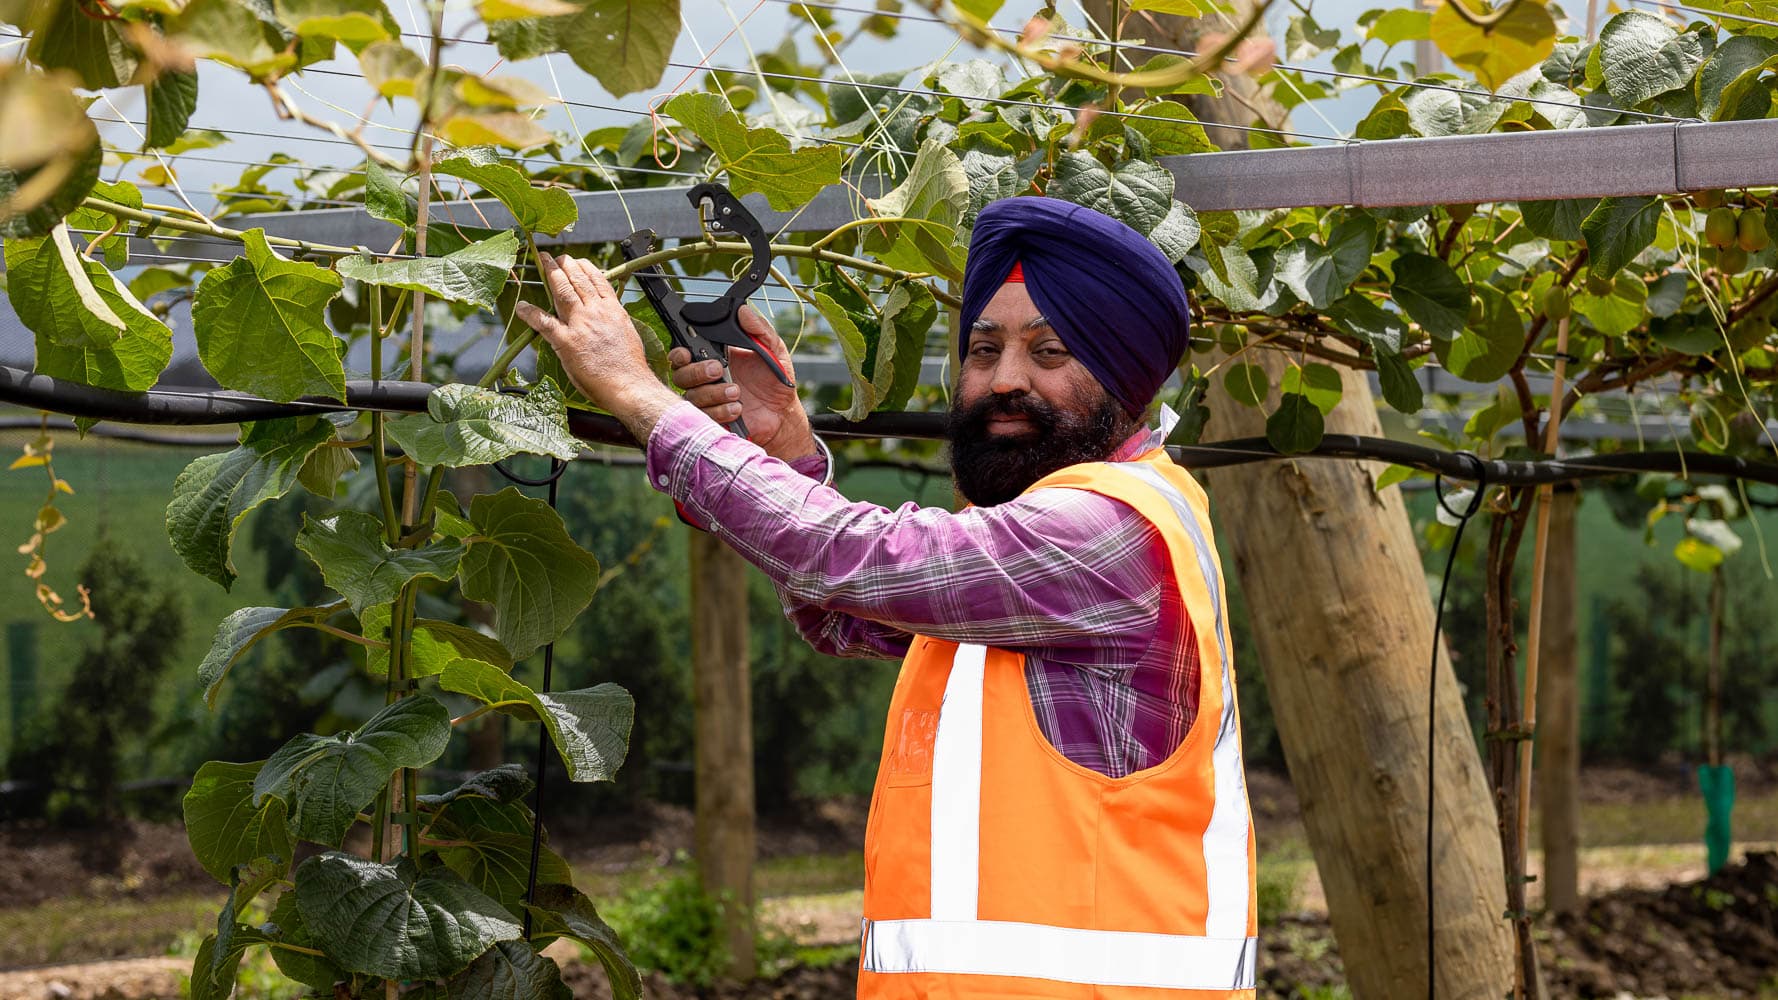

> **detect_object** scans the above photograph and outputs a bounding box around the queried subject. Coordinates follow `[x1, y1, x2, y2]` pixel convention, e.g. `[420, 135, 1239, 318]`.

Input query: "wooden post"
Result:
[1535, 486, 1582, 915]
[688, 527, 757, 978]
[1202, 351, 1515, 999]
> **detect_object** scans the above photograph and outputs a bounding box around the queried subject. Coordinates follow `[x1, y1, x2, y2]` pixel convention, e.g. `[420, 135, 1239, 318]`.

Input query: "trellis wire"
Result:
[1625, 0, 1778, 29]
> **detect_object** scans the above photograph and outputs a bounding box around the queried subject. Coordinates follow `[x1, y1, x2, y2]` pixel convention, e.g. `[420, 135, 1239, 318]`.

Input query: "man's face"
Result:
[948, 282, 1131, 507]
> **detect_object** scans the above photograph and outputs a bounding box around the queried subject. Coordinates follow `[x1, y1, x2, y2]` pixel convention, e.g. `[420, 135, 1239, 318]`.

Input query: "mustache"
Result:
[955, 391, 1060, 431]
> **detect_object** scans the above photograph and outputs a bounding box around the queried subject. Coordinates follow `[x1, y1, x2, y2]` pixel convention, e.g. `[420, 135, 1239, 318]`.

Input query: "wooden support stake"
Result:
[689, 528, 758, 979]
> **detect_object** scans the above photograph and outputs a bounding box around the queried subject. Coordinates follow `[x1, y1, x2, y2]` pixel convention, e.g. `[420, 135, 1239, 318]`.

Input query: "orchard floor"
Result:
[1, 765, 1775, 999]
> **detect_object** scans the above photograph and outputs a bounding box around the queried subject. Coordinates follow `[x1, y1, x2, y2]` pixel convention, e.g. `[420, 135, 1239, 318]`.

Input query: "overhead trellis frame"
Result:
[6, 364, 1775, 489]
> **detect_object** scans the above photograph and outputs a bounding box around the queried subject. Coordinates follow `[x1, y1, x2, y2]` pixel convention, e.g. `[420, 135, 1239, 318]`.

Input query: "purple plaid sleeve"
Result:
[643, 402, 1200, 777]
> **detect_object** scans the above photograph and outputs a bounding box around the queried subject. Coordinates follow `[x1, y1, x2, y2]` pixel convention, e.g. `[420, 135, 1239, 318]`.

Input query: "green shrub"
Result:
[1255, 859, 1302, 927]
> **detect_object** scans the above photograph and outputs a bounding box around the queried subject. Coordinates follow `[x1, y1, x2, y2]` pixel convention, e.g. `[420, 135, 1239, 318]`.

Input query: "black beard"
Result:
[947, 389, 1129, 507]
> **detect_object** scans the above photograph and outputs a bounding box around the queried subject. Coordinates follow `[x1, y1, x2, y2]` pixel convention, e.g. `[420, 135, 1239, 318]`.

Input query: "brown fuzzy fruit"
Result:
[1719, 246, 1750, 274]
[1737, 211, 1770, 253]
[1543, 286, 1572, 319]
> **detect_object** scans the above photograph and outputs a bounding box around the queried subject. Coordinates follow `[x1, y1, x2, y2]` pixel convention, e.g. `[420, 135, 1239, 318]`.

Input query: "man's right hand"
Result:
[668, 305, 817, 463]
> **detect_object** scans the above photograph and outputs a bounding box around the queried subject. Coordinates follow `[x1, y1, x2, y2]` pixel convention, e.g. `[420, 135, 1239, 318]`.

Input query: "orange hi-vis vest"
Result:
[858, 449, 1257, 998]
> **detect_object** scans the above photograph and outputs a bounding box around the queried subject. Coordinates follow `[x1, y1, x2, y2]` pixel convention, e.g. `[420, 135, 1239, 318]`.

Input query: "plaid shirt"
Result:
[645, 401, 1199, 778]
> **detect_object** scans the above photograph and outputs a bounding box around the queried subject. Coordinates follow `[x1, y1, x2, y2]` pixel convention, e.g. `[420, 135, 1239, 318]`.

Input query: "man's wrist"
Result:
[609, 381, 683, 448]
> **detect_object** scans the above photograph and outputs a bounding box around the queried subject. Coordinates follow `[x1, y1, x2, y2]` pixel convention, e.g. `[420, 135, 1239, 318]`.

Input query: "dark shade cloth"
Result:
[960, 196, 1191, 418]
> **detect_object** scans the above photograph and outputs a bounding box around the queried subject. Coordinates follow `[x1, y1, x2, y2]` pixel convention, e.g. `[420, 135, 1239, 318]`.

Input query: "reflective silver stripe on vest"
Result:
[862, 918, 1258, 990]
[930, 643, 986, 920]
[1110, 462, 1252, 941]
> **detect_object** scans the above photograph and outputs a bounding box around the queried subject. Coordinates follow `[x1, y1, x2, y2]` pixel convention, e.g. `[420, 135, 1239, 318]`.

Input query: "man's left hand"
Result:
[515, 251, 661, 414]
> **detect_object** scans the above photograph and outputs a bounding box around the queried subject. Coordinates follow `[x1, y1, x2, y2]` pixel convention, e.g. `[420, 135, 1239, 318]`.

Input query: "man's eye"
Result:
[970, 345, 999, 357]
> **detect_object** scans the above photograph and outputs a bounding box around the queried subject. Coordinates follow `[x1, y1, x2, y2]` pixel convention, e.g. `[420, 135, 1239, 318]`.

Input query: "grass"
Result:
[0, 893, 221, 967]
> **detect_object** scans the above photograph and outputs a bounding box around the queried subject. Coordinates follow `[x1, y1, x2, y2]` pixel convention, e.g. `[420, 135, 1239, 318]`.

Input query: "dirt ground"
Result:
[3, 766, 1776, 999]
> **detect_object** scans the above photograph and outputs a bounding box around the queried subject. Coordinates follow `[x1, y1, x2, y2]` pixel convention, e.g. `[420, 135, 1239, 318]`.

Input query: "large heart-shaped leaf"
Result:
[8, 227, 173, 392]
[1121, 101, 1215, 156]
[562, 0, 679, 97]
[296, 510, 465, 613]
[1435, 284, 1523, 383]
[0, 139, 102, 240]
[167, 418, 338, 590]
[1580, 195, 1661, 279]
[524, 884, 642, 1000]
[255, 695, 453, 845]
[266, 891, 348, 991]
[1388, 253, 1469, 339]
[294, 853, 522, 981]
[274, 0, 399, 53]
[193, 228, 345, 403]
[25, 0, 140, 89]
[166, 0, 298, 80]
[1519, 198, 1599, 242]
[457, 488, 600, 659]
[427, 796, 572, 908]
[447, 941, 571, 1000]
[383, 379, 581, 469]
[1048, 152, 1176, 237]
[663, 93, 845, 211]
[434, 148, 577, 236]
[145, 70, 200, 150]
[419, 765, 535, 809]
[1273, 215, 1376, 309]
[439, 658, 632, 783]
[1266, 392, 1325, 454]
[864, 140, 968, 279]
[1430, 0, 1557, 91]
[198, 603, 348, 708]
[336, 231, 518, 310]
[183, 760, 295, 884]
[1598, 11, 1705, 107]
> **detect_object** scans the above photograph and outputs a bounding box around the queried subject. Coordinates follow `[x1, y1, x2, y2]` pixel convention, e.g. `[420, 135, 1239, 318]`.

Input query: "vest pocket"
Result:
[884, 707, 939, 786]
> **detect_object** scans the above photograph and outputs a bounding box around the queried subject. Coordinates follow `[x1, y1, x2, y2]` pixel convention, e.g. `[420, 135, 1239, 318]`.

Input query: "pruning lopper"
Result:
[618, 182, 793, 439]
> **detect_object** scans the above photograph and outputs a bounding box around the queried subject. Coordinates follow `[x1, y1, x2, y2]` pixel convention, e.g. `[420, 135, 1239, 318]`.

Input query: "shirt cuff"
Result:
[644, 400, 728, 499]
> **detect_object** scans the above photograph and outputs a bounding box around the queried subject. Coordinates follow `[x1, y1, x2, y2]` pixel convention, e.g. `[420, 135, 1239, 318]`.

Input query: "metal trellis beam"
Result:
[206, 118, 1778, 250]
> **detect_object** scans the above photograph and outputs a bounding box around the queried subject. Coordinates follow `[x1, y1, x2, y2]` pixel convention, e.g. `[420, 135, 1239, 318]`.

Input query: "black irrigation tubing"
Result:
[6, 365, 1776, 488]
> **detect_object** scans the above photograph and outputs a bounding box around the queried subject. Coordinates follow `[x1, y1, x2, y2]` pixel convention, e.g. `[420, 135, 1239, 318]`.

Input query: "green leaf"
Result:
[427, 796, 572, 910]
[1520, 198, 1599, 242]
[1375, 351, 1424, 414]
[198, 604, 346, 709]
[1580, 195, 1661, 279]
[167, 0, 299, 79]
[1375, 464, 1418, 491]
[1697, 35, 1778, 119]
[433, 148, 578, 236]
[1326, 292, 1408, 353]
[1223, 363, 1268, 408]
[1129, 56, 1222, 99]
[1049, 152, 1176, 236]
[1285, 14, 1340, 59]
[25, 0, 139, 89]
[877, 282, 938, 413]
[1266, 393, 1324, 454]
[362, 604, 514, 680]
[66, 179, 141, 269]
[6, 224, 128, 350]
[1646, 271, 1688, 317]
[189, 930, 259, 1000]
[266, 891, 348, 991]
[145, 71, 200, 151]
[816, 290, 876, 421]
[1430, 0, 1556, 91]
[561, 0, 679, 97]
[663, 93, 844, 212]
[1273, 215, 1375, 309]
[0, 140, 101, 240]
[420, 765, 535, 808]
[184, 760, 295, 884]
[167, 418, 338, 590]
[524, 884, 642, 1000]
[296, 510, 465, 614]
[1436, 284, 1523, 383]
[486, 15, 564, 62]
[385, 378, 584, 470]
[447, 941, 571, 1000]
[359, 38, 427, 97]
[1148, 202, 1201, 263]
[365, 159, 418, 229]
[1282, 362, 1343, 415]
[1673, 535, 1724, 573]
[298, 433, 361, 497]
[1389, 253, 1469, 338]
[1598, 11, 1705, 107]
[458, 488, 601, 660]
[295, 853, 523, 981]
[275, 0, 399, 54]
[1367, 8, 1433, 45]
[440, 658, 633, 783]
[256, 696, 453, 845]
[1130, 0, 1200, 13]
[864, 140, 968, 280]
[193, 228, 345, 402]
[1573, 273, 1648, 336]
[337, 232, 518, 309]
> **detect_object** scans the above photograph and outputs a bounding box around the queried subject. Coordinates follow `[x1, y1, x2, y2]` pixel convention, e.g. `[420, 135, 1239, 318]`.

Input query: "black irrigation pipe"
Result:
[5, 365, 1778, 488]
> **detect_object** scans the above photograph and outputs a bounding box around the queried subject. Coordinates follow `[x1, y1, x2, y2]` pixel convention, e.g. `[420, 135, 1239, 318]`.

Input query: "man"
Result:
[515, 196, 1257, 997]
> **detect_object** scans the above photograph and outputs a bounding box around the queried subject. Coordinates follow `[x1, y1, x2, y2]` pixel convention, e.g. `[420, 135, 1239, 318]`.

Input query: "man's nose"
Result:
[988, 353, 1031, 396]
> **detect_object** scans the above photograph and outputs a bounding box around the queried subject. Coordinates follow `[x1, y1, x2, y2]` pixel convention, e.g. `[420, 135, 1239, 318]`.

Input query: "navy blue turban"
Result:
[959, 196, 1191, 419]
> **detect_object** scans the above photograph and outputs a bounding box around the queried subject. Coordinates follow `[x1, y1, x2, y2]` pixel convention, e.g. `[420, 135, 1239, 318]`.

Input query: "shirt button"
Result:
[656, 474, 669, 487]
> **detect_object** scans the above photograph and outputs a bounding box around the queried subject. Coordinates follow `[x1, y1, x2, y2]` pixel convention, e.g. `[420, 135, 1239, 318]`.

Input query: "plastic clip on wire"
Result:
[1426, 453, 1488, 998]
